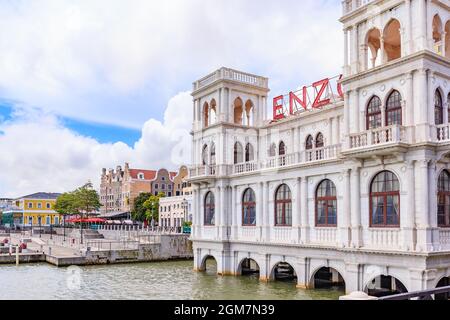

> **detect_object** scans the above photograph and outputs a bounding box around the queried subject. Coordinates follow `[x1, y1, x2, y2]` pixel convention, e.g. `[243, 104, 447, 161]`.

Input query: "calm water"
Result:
[0, 260, 343, 300]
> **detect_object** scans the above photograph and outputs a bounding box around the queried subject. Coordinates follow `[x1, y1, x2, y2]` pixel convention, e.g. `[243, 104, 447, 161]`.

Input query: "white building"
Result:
[188, 0, 450, 296]
[159, 195, 192, 228]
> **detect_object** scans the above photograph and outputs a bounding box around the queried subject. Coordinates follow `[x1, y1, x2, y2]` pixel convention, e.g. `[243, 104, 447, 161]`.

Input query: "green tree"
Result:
[143, 192, 165, 223]
[131, 192, 152, 222]
[55, 192, 79, 216]
[72, 182, 101, 218]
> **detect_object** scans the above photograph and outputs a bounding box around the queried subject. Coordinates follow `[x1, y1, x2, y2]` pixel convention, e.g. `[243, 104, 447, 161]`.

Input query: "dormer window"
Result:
[138, 173, 145, 180]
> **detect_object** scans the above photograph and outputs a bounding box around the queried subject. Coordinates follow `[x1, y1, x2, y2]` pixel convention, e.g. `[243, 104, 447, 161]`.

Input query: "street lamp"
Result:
[38, 216, 41, 238]
[63, 215, 66, 242]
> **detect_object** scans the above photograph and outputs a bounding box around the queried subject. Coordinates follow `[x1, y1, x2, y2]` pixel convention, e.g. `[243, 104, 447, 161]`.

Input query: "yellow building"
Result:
[17, 192, 62, 226]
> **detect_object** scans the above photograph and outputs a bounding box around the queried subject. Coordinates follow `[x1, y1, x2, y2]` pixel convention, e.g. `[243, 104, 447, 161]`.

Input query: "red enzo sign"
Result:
[273, 75, 344, 120]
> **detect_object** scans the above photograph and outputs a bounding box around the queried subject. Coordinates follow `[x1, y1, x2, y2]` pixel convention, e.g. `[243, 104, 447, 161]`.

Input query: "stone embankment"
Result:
[0, 231, 193, 267]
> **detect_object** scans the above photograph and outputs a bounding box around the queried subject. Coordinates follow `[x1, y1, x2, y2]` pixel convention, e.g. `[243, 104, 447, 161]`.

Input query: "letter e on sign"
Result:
[273, 95, 285, 120]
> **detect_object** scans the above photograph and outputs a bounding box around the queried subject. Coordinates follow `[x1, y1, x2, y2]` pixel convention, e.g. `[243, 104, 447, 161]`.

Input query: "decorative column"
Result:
[429, 160, 440, 250]
[344, 91, 351, 148]
[339, 169, 351, 247]
[263, 181, 271, 241]
[344, 28, 350, 75]
[353, 89, 360, 133]
[415, 69, 429, 142]
[351, 25, 359, 74]
[292, 178, 301, 243]
[258, 182, 264, 241]
[406, 71, 414, 126]
[328, 118, 334, 146]
[417, 160, 431, 251]
[405, 0, 413, 54]
[380, 35, 385, 64]
[300, 177, 310, 244]
[231, 185, 236, 240]
[420, 0, 428, 50]
[351, 166, 362, 248]
[403, 161, 416, 251]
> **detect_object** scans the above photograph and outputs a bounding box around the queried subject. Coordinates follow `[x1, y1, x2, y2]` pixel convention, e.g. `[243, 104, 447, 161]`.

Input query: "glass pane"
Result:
[317, 201, 326, 225]
[327, 201, 337, 225]
[372, 197, 384, 225]
[285, 203, 292, 225]
[386, 196, 399, 225]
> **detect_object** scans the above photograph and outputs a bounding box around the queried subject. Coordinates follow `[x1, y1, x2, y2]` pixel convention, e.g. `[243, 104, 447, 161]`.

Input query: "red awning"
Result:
[66, 218, 106, 223]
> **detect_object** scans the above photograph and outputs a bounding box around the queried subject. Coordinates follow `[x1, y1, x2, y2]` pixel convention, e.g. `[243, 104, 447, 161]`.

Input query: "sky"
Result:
[0, 0, 343, 198]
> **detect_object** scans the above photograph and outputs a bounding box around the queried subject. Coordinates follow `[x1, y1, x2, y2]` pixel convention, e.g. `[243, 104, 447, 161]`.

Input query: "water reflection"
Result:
[0, 261, 343, 300]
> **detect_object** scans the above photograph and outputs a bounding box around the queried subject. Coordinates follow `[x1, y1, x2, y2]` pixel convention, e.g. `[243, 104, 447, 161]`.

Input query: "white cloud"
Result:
[0, 0, 345, 197]
[0, 91, 193, 198]
[0, 0, 342, 129]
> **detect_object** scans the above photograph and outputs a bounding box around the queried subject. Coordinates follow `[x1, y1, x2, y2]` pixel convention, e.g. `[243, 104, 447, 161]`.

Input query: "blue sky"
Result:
[0, 0, 343, 197]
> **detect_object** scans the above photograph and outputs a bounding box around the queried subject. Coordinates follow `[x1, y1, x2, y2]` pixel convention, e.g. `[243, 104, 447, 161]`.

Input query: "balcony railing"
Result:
[439, 229, 450, 250]
[314, 228, 337, 245]
[193, 67, 269, 91]
[304, 145, 341, 162]
[233, 162, 258, 175]
[342, 0, 375, 15]
[348, 125, 406, 150]
[189, 165, 217, 178]
[367, 229, 402, 250]
[436, 124, 450, 142]
[189, 145, 342, 179]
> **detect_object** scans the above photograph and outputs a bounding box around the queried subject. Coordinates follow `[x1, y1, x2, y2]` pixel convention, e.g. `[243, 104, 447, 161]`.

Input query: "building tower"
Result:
[190, 68, 269, 242]
[341, 0, 450, 252]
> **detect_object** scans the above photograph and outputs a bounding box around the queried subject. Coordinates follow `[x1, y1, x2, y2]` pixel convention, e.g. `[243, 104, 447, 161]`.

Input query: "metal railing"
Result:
[378, 285, 450, 300]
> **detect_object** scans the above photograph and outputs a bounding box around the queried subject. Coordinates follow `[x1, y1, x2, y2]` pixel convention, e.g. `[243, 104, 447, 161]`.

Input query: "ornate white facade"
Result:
[189, 0, 450, 295]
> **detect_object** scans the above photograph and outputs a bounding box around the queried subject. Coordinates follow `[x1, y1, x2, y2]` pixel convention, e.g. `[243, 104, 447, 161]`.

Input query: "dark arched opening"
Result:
[365, 275, 408, 297]
[273, 262, 297, 282]
[435, 277, 450, 300]
[240, 259, 260, 276]
[312, 267, 345, 291]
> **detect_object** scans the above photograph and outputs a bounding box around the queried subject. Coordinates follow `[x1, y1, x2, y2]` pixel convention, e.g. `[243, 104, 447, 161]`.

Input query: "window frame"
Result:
[366, 96, 382, 130]
[369, 171, 401, 228]
[435, 90, 444, 125]
[315, 179, 338, 227]
[274, 184, 292, 227]
[438, 170, 450, 228]
[204, 192, 215, 226]
[385, 90, 403, 126]
[242, 188, 256, 226]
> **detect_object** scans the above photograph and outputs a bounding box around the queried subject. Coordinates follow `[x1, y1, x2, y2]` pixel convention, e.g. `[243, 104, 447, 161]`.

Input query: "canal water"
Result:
[0, 261, 343, 300]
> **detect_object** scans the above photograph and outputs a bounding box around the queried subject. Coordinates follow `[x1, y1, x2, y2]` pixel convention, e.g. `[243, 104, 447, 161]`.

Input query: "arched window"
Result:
[306, 135, 314, 150]
[316, 180, 337, 227]
[242, 188, 256, 226]
[448, 93, 450, 123]
[432, 15, 443, 55]
[202, 145, 208, 165]
[203, 103, 209, 128]
[386, 90, 402, 126]
[446, 21, 450, 60]
[435, 90, 443, 125]
[279, 141, 286, 156]
[234, 98, 244, 125]
[245, 100, 254, 126]
[370, 171, 400, 227]
[367, 96, 382, 130]
[210, 143, 216, 165]
[210, 99, 217, 125]
[269, 143, 276, 157]
[204, 192, 215, 226]
[383, 19, 401, 62]
[438, 170, 450, 228]
[245, 143, 254, 162]
[234, 142, 243, 164]
[275, 184, 292, 226]
[316, 133, 324, 148]
[366, 28, 382, 69]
